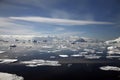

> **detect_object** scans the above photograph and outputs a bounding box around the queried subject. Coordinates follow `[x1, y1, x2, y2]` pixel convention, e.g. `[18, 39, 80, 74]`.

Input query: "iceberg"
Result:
[100, 66, 120, 71]
[0, 72, 24, 80]
[71, 54, 83, 57]
[0, 59, 18, 63]
[20, 59, 61, 67]
[59, 55, 69, 58]
[0, 51, 6, 54]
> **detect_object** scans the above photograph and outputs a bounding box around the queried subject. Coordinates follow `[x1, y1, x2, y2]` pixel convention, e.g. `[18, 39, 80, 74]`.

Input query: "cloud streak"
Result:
[0, 17, 38, 35]
[10, 16, 114, 25]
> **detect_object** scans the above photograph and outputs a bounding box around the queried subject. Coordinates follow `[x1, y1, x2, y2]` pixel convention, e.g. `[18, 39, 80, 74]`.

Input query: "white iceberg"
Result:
[59, 55, 69, 58]
[107, 46, 116, 50]
[0, 59, 18, 63]
[0, 51, 6, 54]
[71, 54, 83, 57]
[26, 64, 38, 67]
[20, 59, 61, 67]
[84, 55, 101, 59]
[0, 72, 24, 80]
[100, 66, 120, 71]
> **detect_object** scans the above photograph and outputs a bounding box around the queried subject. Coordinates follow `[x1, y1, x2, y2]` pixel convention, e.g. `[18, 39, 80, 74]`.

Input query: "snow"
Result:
[0, 72, 24, 80]
[107, 51, 114, 54]
[105, 37, 120, 44]
[107, 46, 116, 50]
[107, 46, 120, 55]
[100, 66, 120, 71]
[0, 59, 18, 63]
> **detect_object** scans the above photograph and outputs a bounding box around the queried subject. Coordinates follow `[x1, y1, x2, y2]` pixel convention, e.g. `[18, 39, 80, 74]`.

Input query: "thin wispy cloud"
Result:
[0, 17, 37, 35]
[10, 16, 114, 25]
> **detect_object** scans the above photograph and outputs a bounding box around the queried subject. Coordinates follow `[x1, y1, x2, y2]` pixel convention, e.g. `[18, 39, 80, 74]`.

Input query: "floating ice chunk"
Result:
[0, 72, 24, 80]
[0, 59, 18, 63]
[100, 66, 120, 71]
[107, 51, 114, 54]
[50, 50, 62, 53]
[84, 55, 101, 59]
[20, 59, 61, 67]
[107, 46, 116, 50]
[84, 49, 95, 53]
[80, 52, 88, 55]
[0, 51, 6, 54]
[59, 55, 69, 58]
[42, 45, 53, 48]
[26, 64, 38, 67]
[70, 49, 77, 52]
[71, 54, 83, 57]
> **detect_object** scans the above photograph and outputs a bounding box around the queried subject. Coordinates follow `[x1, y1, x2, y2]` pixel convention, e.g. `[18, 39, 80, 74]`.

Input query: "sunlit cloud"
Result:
[10, 16, 114, 25]
[0, 17, 84, 36]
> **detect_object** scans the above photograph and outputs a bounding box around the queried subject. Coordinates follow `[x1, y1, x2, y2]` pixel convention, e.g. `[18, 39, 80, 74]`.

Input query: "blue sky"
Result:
[0, 0, 120, 40]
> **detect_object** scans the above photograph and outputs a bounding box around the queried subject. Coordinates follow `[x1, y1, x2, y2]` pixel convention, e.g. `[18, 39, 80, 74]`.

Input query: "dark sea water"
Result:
[0, 63, 120, 80]
[0, 50, 120, 80]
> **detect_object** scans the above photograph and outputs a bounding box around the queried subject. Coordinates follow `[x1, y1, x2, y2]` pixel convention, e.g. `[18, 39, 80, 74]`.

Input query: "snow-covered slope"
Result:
[105, 37, 120, 44]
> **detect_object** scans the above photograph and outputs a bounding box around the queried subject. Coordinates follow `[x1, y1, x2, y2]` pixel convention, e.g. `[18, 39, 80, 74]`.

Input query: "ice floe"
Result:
[0, 51, 6, 54]
[71, 54, 83, 57]
[0, 72, 24, 80]
[0, 59, 18, 63]
[20, 59, 61, 67]
[84, 55, 101, 59]
[100, 66, 120, 71]
[59, 55, 69, 58]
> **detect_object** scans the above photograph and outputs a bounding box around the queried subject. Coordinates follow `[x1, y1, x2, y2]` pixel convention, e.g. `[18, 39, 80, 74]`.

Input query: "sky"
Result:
[0, 0, 120, 40]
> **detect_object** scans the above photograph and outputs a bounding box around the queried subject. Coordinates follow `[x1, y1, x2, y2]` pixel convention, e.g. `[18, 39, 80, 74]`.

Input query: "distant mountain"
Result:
[0, 35, 103, 43]
[72, 37, 103, 43]
[73, 38, 86, 43]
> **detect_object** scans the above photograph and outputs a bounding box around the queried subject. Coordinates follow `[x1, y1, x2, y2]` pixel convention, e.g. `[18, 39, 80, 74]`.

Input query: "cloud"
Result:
[0, 0, 59, 10]
[0, 17, 38, 35]
[51, 10, 71, 19]
[10, 16, 114, 25]
[0, 72, 24, 80]
[0, 17, 85, 36]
